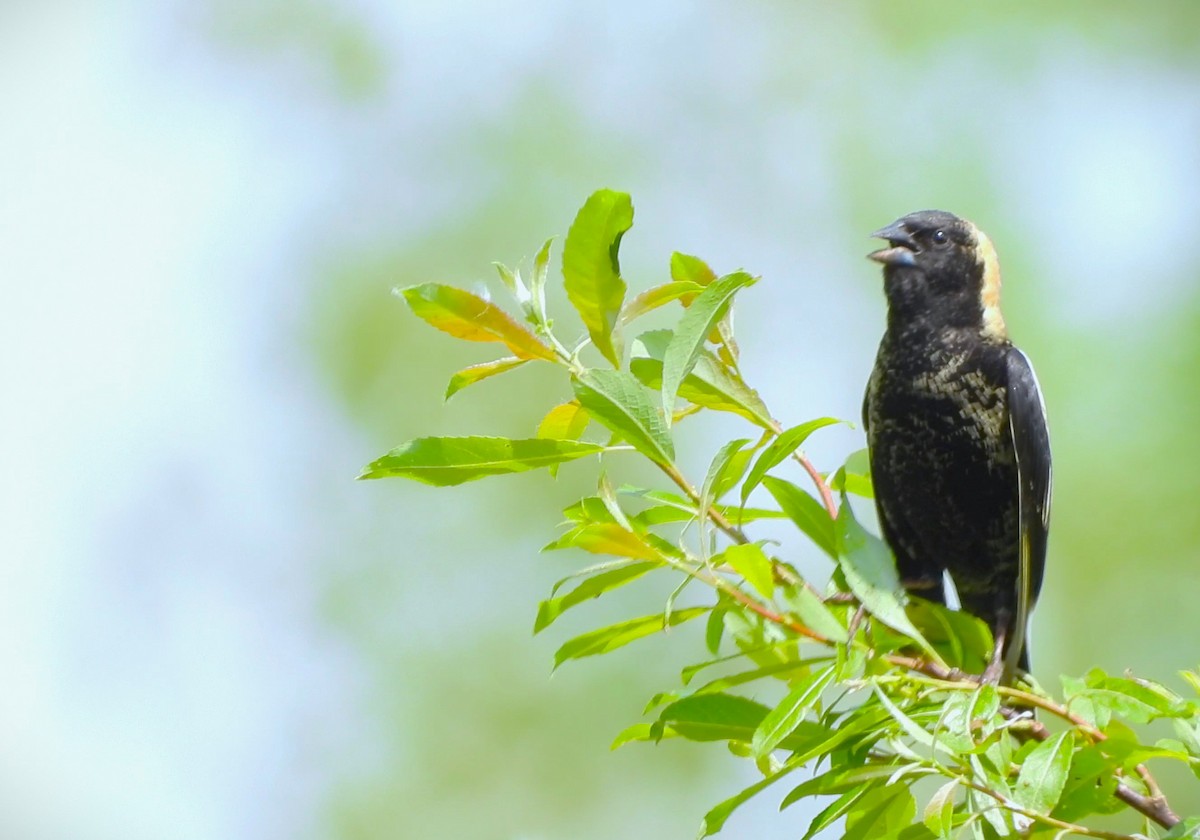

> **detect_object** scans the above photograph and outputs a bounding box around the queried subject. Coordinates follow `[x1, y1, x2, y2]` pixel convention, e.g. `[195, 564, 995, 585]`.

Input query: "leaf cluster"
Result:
[363, 190, 1200, 839]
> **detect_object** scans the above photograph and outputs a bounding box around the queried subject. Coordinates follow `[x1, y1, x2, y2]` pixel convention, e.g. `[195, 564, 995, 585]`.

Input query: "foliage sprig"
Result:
[363, 189, 1200, 839]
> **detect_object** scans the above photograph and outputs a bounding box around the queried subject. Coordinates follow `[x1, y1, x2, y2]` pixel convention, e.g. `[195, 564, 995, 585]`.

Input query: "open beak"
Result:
[868, 219, 918, 267]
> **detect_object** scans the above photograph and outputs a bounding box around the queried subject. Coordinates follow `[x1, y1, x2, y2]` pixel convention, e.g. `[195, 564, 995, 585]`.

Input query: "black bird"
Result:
[862, 210, 1051, 685]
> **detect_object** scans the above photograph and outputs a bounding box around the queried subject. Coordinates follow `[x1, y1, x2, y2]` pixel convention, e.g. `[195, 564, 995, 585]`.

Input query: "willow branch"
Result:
[656, 445, 1178, 830]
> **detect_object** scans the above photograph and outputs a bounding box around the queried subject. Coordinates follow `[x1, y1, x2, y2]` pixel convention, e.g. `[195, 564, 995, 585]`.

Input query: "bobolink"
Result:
[863, 210, 1051, 685]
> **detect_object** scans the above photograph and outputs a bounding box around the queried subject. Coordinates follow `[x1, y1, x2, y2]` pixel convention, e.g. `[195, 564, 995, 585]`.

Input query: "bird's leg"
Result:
[981, 621, 1008, 686]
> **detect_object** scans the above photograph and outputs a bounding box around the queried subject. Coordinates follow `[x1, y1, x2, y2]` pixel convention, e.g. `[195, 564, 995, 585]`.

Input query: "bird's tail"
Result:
[999, 609, 1032, 687]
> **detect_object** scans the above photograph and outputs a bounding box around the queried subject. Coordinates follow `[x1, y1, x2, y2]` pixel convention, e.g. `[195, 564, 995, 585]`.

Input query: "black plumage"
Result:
[862, 210, 1051, 684]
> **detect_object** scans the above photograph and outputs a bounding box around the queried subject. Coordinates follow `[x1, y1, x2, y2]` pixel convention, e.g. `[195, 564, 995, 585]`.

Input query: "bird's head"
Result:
[868, 210, 1006, 340]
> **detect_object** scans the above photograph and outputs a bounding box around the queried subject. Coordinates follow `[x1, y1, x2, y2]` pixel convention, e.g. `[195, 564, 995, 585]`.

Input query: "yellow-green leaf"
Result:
[620, 280, 705, 325]
[562, 189, 633, 367]
[762, 476, 836, 559]
[553, 607, 707, 668]
[444, 356, 528, 400]
[400, 283, 556, 361]
[534, 561, 658, 633]
[537, 401, 590, 441]
[632, 329, 773, 428]
[661, 271, 757, 422]
[669, 251, 718, 302]
[360, 436, 604, 485]
[741, 418, 843, 508]
[542, 522, 661, 560]
[537, 401, 591, 477]
[721, 543, 775, 599]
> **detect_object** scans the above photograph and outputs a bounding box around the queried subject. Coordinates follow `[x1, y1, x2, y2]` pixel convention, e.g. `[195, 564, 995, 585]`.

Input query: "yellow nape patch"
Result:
[972, 226, 1007, 340]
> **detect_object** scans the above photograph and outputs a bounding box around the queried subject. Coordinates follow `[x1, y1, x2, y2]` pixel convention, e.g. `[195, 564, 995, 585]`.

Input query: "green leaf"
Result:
[1085, 675, 1188, 720]
[670, 251, 718, 294]
[680, 649, 754, 685]
[719, 506, 788, 525]
[1173, 718, 1200, 758]
[492, 261, 531, 310]
[444, 356, 529, 400]
[1013, 730, 1073, 815]
[838, 497, 937, 659]
[922, 778, 959, 837]
[779, 585, 848, 642]
[630, 353, 774, 427]
[618, 484, 691, 508]
[531, 237, 553, 318]
[553, 607, 707, 668]
[537, 400, 590, 441]
[1073, 688, 1163, 725]
[542, 522, 662, 560]
[627, 502, 785, 528]
[762, 476, 836, 559]
[741, 418, 842, 508]
[658, 693, 829, 751]
[907, 600, 993, 674]
[829, 447, 874, 498]
[620, 280, 706, 325]
[562, 189, 632, 367]
[799, 787, 871, 840]
[537, 401, 591, 477]
[698, 757, 804, 838]
[661, 272, 757, 422]
[399, 283, 557, 361]
[534, 561, 658, 633]
[781, 764, 899, 807]
[873, 687, 951, 756]
[572, 369, 675, 466]
[360, 436, 604, 485]
[967, 684, 1000, 735]
[611, 723, 660, 749]
[1161, 817, 1200, 840]
[693, 659, 826, 696]
[705, 608, 726, 654]
[701, 438, 753, 514]
[1062, 674, 1111, 729]
[660, 693, 770, 743]
[562, 495, 618, 525]
[1054, 744, 1122, 822]
[628, 504, 698, 528]
[843, 784, 916, 840]
[721, 544, 775, 600]
[669, 252, 739, 360]
[1180, 668, 1200, 697]
[752, 665, 837, 757]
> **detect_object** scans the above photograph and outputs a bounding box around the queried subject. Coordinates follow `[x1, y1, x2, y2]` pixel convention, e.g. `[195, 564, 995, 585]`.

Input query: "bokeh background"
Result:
[6, 2, 1200, 838]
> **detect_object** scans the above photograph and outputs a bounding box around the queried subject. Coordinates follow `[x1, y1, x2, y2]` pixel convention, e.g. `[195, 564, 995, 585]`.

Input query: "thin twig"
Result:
[660, 463, 749, 545]
[954, 775, 1136, 840]
[765, 419, 839, 519]
[791, 450, 838, 519]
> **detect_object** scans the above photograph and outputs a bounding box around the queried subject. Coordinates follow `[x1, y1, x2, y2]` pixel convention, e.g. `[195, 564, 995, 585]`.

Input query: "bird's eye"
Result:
[931, 229, 950, 248]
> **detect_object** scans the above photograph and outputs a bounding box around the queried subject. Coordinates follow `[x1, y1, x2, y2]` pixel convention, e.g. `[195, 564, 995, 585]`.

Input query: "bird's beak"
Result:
[868, 219, 918, 267]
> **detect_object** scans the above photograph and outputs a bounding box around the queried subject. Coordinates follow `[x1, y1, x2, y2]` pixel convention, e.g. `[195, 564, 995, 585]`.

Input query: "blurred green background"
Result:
[5, 2, 1200, 838]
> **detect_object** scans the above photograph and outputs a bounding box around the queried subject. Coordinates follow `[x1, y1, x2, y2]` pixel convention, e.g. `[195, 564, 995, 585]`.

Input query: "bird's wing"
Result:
[1003, 347, 1052, 681]
[863, 380, 946, 604]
